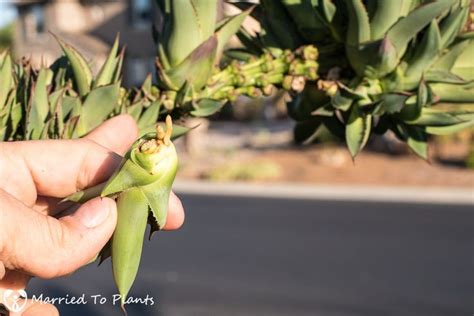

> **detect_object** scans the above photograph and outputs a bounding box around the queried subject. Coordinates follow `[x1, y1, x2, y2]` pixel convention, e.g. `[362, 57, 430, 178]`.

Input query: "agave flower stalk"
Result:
[159, 45, 319, 116]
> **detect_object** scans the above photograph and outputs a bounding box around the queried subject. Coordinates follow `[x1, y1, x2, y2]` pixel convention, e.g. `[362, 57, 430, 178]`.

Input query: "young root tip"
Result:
[120, 302, 128, 316]
[156, 125, 165, 141]
[164, 115, 173, 145]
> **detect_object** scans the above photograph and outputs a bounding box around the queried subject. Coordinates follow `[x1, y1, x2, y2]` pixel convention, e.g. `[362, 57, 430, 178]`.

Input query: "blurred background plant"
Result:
[0, 23, 14, 52]
[204, 160, 282, 181]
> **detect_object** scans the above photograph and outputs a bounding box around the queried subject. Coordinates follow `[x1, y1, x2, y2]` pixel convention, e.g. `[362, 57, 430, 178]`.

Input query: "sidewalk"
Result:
[174, 179, 474, 205]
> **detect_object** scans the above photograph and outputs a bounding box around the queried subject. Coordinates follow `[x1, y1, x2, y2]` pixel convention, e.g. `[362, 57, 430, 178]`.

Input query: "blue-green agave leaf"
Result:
[345, 105, 372, 158]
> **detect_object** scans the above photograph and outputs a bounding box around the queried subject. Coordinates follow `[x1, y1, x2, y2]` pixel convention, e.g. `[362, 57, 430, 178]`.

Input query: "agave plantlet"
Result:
[67, 116, 178, 308]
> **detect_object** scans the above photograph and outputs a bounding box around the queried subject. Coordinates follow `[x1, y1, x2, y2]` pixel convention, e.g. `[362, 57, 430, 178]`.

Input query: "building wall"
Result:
[13, 0, 157, 87]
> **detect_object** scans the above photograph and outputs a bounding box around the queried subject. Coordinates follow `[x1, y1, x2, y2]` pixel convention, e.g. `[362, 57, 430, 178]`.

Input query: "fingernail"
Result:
[75, 198, 112, 228]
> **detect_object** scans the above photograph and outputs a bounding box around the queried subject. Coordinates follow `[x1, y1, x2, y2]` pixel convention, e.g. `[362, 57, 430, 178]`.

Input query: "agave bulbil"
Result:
[66, 116, 179, 307]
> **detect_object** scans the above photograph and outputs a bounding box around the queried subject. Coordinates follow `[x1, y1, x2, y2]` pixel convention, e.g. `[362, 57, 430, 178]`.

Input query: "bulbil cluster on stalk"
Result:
[191, 45, 318, 107]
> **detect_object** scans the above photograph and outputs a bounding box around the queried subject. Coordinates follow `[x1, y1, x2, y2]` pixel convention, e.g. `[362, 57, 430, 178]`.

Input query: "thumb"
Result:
[0, 189, 117, 279]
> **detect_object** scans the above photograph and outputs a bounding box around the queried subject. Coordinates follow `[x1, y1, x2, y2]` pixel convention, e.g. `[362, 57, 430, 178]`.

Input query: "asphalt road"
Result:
[28, 195, 474, 316]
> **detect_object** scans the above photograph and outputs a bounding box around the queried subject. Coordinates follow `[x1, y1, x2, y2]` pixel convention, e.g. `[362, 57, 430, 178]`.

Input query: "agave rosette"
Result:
[233, 0, 474, 159]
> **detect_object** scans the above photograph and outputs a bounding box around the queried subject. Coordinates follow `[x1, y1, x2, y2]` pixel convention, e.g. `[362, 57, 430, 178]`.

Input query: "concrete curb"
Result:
[174, 180, 474, 205]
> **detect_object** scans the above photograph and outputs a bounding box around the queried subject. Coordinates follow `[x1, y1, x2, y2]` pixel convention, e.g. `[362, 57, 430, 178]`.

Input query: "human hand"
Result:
[0, 115, 185, 315]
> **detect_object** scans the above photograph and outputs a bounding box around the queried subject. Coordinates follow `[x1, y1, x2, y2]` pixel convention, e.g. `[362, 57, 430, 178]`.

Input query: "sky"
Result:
[0, 2, 17, 28]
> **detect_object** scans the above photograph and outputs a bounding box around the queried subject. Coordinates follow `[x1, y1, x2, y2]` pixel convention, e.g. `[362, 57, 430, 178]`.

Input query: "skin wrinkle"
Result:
[76, 140, 121, 194]
[25, 139, 76, 196]
[44, 216, 67, 278]
[34, 214, 86, 279]
[0, 190, 65, 279]
[0, 191, 6, 275]
[0, 189, 20, 272]
[76, 141, 95, 192]
[0, 143, 37, 205]
[19, 142, 40, 205]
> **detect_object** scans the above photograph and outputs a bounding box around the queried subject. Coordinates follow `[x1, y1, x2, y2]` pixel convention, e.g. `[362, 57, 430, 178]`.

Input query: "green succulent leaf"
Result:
[0, 90, 14, 140]
[345, 105, 372, 158]
[139, 123, 191, 139]
[216, 7, 253, 58]
[425, 70, 468, 84]
[158, 36, 218, 91]
[93, 34, 120, 88]
[397, 81, 428, 121]
[112, 187, 149, 307]
[311, 103, 334, 117]
[287, 86, 330, 121]
[399, 124, 428, 160]
[438, 3, 469, 49]
[322, 115, 346, 140]
[55, 35, 92, 97]
[163, 0, 217, 67]
[406, 108, 470, 126]
[260, 0, 303, 49]
[101, 158, 161, 197]
[113, 49, 125, 83]
[48, 88, 64, 113]
[281, 0, 328, 42]
[61, 95, 80, 120]
[191, 98, 226, 117]
[137, 101, 161, 132]
[74, 82, 120, 137]
[141, 161, 177, 237]
[294, 118, 322, 144]
[369, 0, 412, 40]
[432, 39, 470, 71]
[65, 182, 106, 204]
[141, 74, 153, 96]
[319, 0, 345, 42]
[345, 0, 370, 46]
[331, 84, 367, 111]
[386, 0, 454, 59]
[127, 101, 144, 121]
[378, 93, 410, 114]
[450, 39, 474, 81]
[331, 89, 354, 111]
[431, 84, 474, 103]
[404, 21, 441, 88]
[9, 102, 22, 140]
[0, 53, 13, 108]
[426, 120, 474, 135]
[27, 68, 52, 140]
